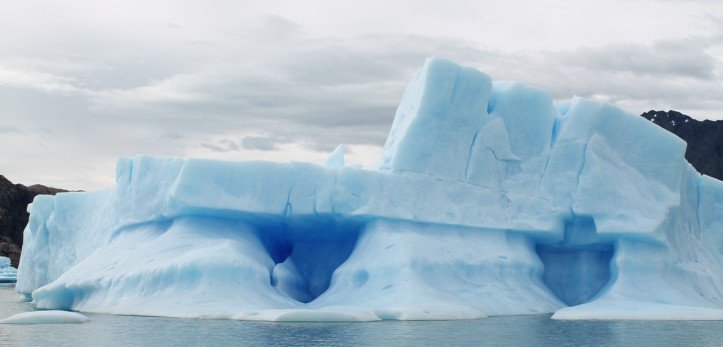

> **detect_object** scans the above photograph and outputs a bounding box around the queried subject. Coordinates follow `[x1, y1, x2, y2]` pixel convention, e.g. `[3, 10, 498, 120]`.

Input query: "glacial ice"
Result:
[0, 256, 17, 284]
[15, 57, 723, 321]
[0, 311, 89, 324]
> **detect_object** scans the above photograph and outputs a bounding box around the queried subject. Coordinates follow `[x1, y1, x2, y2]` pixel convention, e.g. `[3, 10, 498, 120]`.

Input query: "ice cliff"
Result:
[16, 58, 723, 321]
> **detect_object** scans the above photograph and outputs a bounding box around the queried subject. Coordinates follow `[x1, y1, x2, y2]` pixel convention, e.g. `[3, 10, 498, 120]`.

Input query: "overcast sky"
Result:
[1, 0, 722, 190]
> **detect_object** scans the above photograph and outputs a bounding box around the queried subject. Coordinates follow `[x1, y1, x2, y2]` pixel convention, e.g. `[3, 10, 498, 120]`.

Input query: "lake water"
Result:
[1, 286, 722, 346]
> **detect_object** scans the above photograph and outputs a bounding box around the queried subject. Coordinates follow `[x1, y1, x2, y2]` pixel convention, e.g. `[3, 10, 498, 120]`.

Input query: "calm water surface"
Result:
[1, 286, 722, 346]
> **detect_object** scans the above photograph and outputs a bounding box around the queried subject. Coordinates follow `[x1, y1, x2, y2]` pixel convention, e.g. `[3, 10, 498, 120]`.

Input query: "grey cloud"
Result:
[2, 11, 723, 190]
[242, 136, 278, 151]
[201, 138, 240, 153]
[200, 143, 226, 152]
[0, 126, 22, 134]
[555, 39, 717, 80]
[20, 27, 723, 154]
[202, 135, 290, 152]
[161, 132, 185, 140]
[166, 22, 183, 30]
[69, 29, 499, 153]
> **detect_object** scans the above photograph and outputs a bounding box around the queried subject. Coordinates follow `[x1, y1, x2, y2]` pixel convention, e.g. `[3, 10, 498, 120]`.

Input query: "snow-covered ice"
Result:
[0, 311, 89, 324]
[0, 256, 17, 284]
[15, 58, 723, 321]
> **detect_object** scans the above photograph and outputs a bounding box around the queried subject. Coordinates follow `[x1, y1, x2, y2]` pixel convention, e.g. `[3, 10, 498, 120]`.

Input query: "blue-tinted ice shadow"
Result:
[255, 216, 365, 303]
[536, 216, 614, 306]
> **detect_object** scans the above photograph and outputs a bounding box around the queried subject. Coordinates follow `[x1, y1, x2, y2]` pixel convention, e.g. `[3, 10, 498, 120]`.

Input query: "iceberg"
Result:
[0, 256, 17, 284]
[15, 58, 723, 321]
[0, 311, 89, 324]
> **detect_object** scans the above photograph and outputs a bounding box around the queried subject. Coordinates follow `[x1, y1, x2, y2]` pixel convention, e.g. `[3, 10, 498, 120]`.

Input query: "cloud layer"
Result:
[0, 1, 721, 190]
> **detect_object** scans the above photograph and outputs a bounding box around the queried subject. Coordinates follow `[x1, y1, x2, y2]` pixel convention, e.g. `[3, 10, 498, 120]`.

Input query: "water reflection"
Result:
[2, 286, 722, 347]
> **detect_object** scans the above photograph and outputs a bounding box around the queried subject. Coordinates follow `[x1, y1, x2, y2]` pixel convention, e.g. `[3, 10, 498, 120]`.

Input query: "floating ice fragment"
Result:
[0, 311, 90, 324]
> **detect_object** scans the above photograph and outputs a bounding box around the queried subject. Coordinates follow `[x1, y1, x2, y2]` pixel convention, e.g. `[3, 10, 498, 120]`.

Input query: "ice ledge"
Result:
[553, 300, 723, 321]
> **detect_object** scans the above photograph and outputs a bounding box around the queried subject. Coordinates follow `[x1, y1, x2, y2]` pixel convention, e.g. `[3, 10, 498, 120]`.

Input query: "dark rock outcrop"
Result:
[0, 175, 67, 267]
[641, 110, 723, 181]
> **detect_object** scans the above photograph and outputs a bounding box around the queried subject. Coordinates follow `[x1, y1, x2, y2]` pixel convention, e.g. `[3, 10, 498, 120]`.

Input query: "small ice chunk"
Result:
[0, 311, 90, 324]
[0, 256, 17, 283]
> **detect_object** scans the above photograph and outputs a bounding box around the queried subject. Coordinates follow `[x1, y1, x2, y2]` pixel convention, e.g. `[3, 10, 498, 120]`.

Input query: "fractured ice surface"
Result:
[16, 58, 723, 321]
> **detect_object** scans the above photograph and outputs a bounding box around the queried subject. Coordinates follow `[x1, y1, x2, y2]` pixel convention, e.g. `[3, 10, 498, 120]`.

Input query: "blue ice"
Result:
[0, 257, 17, 284]
[13, 58, 723, 321]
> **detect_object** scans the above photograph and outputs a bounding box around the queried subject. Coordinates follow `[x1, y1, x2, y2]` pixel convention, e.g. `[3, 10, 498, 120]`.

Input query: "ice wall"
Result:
[16, 57, 723, 321]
